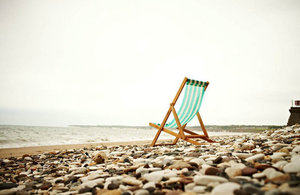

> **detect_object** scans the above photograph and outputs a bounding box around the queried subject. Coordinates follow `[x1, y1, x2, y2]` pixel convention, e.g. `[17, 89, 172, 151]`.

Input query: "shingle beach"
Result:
[1, 125, 300, 195]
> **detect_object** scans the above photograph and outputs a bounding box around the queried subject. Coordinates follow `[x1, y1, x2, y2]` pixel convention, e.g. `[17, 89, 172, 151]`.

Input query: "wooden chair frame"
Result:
[150, 77, 215, 146]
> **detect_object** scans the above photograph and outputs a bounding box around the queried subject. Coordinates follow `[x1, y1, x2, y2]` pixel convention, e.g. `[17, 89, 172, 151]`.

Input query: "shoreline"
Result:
[0, 134, 244, 158]
[0, 139, 170, 158]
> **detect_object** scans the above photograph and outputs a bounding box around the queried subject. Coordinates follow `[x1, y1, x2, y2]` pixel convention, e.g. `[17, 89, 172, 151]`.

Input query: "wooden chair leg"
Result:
[196, 112, 209, 137]
[151, 108, 173, 146]
[172, 136, 180, 144]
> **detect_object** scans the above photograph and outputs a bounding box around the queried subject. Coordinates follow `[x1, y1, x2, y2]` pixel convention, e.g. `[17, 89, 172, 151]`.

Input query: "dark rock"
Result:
[205, 167, 220, 175]
[40, 182, 52, 190]
[121, 192, 131, 195]
[289, 180, 300, 187]
[79, 186, 92, 193]
[145, 187, 155, 193]
[233, 189, 248, 195]
[107, 183, 119, 190]
[123, 158, 131, 163]
[93, 183, 104, 189]
[213, 156, 223, 164]
[183, 171, 193, 176]
[0, 183, 18, 189]
[205, 186, 213, 192]
[65, 175, 79, 184]
[242, 183, 263, 195]
[152, 192, 165, 195]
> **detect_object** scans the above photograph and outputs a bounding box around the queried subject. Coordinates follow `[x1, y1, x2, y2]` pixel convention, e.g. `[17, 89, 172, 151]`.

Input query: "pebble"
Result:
[225, 167, 242, 178]
[194, 175, 228, 185]
[204, 166, 220, 175]
[0, 125, 299, 195]
[245, 153, 265, 162]
[241, 167, 257, 176]
[283, 162, 300, 173]
[211, 182, 240, 195]
[92, 151, 107, 164]
[142, 171, 164, 182]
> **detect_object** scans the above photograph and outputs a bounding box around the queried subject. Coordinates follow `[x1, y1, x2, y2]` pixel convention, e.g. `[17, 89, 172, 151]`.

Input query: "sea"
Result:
[0, 125, 251, 149]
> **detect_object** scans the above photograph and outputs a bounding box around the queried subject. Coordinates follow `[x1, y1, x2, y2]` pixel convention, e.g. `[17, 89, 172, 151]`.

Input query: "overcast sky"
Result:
[0, 0, 299, 127]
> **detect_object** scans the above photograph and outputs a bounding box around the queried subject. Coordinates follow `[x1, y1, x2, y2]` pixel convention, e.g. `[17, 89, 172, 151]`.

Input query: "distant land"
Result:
[69, 125, 283, 133]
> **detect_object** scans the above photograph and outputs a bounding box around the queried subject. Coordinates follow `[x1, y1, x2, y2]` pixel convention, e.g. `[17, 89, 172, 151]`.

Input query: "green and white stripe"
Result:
[165, 79, 208, 128]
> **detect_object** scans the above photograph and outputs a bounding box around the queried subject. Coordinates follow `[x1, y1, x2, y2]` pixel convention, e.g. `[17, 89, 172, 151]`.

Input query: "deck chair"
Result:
[149, 77, 215, 146]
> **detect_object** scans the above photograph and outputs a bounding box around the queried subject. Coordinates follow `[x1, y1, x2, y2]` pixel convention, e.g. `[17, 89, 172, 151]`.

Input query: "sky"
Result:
[0, 0, 299, 127]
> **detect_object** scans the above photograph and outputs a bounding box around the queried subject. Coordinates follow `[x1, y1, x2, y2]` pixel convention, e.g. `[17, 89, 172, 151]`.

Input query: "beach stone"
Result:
[277, 147, 290, 155]
[211, 182, 240, 195]
[2, 159, 10, 164]
[270, 173, 290, 184]
[72, 167, 87, 175]
[168, 161, 192, 170]
[291, 154, 300, 162]
[292, 145, 300, 155]
[241, 183, 262, 195]
[184, 183, 196, 192]
[78, 186, 92, 193]
[189, 158, 205, 166]
[273, 161, 288, 170]
[213, 156, 223, 164]
[0, 183, 18, 190]
[254, 163, 272, 170]
[252, 172, 265, 179]
[225, 167, 242, 178]
[233, 153, 252, 159]
[135, 189, 149, 195]
[264, 189, 281, 195]
[245, 154, 265, 162]
[23, 156, 32, 161]
[97, 189, 121, 195]
[142, 171, 164, 182]
[205, 167, 220, 175]
[108, 183, 119, 190]
[241, 167, 257, 176]
[0, 188, 18, 195]
[270, 152, 286, 162]
[162, 169, 177, 178]
[263, 168, 283, 179]
[165, 192, 182, 195]
[193, 186, 206, 193]
[193, 175, 228, 185]
[181, 193, 197, 195]
[40, 182, 52, 190]
[80, 178, 105, 189]
[136, 167, 149, 175]
[241, 143, 255, 150]
[93, 152, 107, 164]
[122, 177, 142, 186]
[281, 187, 300, 195]
[283, 162, 300, 173]
[142, 182, 156, 189]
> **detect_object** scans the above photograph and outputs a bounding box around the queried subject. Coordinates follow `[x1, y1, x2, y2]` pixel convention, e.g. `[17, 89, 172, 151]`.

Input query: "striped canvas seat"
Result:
[165, 79, 208, 128]
[149, 77, 215, 146]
